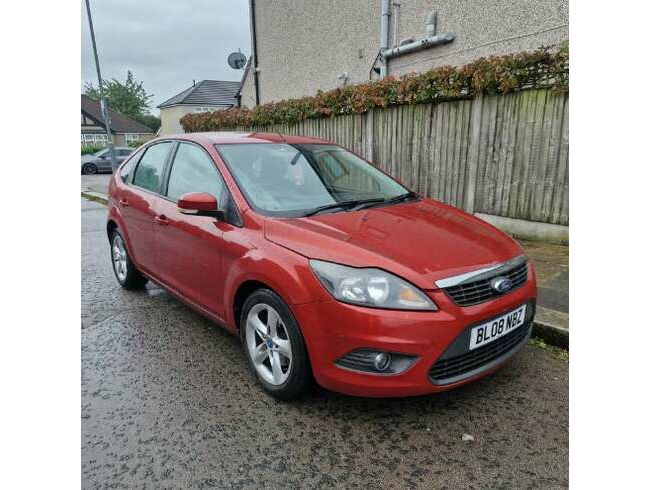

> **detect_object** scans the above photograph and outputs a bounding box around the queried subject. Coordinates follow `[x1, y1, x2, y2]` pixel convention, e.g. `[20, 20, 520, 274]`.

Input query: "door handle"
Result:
[154, 215, 169, 226]
[119, 198, 130, 208]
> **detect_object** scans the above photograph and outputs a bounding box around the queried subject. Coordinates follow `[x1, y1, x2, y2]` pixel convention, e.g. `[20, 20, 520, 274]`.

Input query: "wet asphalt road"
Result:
[81, 198, 569, 489]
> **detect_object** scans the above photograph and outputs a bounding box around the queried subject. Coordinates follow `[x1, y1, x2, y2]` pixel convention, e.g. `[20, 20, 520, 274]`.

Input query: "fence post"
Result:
[365, 108, 374, 162]
[464, 94, 483, 213]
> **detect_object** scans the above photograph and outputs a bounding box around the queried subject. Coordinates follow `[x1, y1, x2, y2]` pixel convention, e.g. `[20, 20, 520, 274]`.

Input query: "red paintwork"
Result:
[107, 132, 537, 397]
[178, 192, 218, 211]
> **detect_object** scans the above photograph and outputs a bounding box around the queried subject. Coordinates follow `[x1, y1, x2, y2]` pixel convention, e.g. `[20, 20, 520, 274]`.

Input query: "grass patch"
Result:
[81, 192, 108, 206]
[529, 336, 568, 361]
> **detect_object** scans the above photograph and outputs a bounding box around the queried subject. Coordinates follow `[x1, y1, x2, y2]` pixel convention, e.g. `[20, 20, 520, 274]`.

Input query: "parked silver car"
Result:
[81, 147, 132, 174]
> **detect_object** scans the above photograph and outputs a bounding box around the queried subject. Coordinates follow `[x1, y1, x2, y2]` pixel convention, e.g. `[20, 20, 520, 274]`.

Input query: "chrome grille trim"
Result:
[434, 255, 527, 289]
[438, 256, 529, 307]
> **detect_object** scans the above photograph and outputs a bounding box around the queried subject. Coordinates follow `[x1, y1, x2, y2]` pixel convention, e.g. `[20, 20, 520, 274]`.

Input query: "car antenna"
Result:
[277, 132, 286, 143]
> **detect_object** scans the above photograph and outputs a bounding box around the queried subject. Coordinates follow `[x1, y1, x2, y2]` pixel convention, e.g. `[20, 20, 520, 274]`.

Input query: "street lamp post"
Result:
[84, 0, 118, 170]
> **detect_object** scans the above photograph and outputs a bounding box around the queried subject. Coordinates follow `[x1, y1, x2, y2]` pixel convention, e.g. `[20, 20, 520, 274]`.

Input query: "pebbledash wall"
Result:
[230, 87, 568, 242]
[242, 0, 569, 106]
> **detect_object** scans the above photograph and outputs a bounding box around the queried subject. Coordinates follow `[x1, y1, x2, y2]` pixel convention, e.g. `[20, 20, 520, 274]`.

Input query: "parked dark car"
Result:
[81, 147, 132, 174]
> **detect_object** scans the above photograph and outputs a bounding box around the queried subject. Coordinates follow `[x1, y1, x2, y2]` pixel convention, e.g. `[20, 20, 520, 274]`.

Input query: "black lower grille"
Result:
[429, 323, 530, 384]
[444, 261, 529, 306]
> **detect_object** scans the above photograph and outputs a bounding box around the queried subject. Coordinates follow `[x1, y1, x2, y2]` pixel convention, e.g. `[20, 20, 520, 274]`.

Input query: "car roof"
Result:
[155, 131, 334, 146]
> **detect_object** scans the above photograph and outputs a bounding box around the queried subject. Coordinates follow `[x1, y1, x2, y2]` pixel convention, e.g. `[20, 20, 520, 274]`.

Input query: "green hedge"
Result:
[181, 45, 568, 132]
[81, 145, 105, 155]
[128, 140, 146, 149]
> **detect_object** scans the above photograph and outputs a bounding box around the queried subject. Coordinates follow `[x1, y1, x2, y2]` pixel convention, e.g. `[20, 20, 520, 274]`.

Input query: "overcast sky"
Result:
[81, 0, 250, 114]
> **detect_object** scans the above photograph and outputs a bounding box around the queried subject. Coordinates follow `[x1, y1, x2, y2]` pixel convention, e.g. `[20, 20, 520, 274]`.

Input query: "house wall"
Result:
[244, 0, 568, 105]
[160, 106, 190, 135]
[239, 69, 257, 108]
[160, 105, 232, 134]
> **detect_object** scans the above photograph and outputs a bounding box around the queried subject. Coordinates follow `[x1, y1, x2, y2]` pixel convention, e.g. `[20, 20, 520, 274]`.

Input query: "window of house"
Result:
[81, 133, 109, 146]
[132, 142, 173, 193]
[124, 133, 142, 145]
[166, 143, 225, 204]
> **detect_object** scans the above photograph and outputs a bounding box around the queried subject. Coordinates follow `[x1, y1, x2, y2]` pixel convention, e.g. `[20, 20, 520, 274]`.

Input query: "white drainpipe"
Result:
[379, 0, 390, 77]
[381, 11, 455, 69]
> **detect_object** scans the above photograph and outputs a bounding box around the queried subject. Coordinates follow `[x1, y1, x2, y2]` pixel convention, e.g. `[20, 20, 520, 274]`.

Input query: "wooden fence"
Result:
[233, 88, 569, 226]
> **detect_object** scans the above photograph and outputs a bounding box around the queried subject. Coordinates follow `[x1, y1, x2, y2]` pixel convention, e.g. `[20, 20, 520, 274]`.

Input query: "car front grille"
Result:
[429, 322, 530, 384]
[443, 261, 528, 306]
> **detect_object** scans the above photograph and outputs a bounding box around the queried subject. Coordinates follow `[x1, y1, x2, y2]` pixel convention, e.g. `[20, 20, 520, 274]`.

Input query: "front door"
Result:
[153, 142, 230, 318]
[122, 141, 174, 273]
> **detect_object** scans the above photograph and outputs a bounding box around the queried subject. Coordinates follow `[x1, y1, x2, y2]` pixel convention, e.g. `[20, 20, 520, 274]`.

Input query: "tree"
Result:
[84, 71, 153, 122]
[133, 114, 161, 132]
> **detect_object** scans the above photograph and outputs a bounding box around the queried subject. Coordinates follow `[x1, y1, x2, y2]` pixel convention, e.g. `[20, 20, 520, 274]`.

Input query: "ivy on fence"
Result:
[181, 45, 568, 132]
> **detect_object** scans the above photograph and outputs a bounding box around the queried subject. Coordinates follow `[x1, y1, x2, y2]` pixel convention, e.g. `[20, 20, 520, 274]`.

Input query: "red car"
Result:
[107, 132, 536, 400]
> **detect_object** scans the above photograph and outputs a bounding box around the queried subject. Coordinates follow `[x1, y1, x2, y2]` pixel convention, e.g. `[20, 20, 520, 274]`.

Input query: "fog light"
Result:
[336, 349, 418, 374]
[374, 352, 392, 372]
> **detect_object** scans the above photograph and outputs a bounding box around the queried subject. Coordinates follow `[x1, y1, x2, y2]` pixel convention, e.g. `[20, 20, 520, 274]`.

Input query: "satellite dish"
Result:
[228, 50, 247, 70]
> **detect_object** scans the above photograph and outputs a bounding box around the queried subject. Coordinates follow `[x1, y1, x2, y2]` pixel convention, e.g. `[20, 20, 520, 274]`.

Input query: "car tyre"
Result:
[241, 289, 311, 401]
[110, 229, 148, 289]
[82, 163, 98, 175]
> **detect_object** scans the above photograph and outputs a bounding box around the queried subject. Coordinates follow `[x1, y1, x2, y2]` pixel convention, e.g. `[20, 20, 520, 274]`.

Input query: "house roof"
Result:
[157, 80, 241, 108]
[81, 94, 154, 134]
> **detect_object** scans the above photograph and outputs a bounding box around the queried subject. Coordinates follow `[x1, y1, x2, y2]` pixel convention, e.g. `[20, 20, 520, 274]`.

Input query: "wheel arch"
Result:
[106, 206, 140, 268]
[232, 279, 273, 334]
[106, 219, 118, 241]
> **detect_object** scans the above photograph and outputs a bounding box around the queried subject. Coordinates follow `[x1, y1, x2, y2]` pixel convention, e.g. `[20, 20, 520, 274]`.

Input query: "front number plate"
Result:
[469, 304, 527, 350]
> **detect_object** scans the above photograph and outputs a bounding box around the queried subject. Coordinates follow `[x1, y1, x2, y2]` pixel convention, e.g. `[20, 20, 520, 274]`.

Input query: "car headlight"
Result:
[309, 259, 438, 310]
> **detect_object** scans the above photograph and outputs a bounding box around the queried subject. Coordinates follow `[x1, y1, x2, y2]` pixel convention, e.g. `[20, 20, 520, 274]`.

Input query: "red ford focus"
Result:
[107, 132, 536, 400]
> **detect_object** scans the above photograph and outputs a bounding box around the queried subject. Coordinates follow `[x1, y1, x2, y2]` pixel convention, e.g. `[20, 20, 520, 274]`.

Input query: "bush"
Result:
[81, 145, 105, 155]
[181, 45, 568, 132]
[128, 140, 146, 149]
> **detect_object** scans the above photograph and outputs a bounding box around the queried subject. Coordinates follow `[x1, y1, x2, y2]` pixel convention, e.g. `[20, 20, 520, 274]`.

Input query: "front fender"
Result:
[222, 241, 330, 329]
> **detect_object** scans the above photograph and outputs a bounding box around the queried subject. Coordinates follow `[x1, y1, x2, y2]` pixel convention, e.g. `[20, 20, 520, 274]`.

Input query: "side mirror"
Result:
[178, 192, 221, 217]
[99, 154, 107, 159]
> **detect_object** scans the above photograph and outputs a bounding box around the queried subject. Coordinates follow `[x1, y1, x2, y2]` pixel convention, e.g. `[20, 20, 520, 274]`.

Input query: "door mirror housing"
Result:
[177, 192, 222, 218]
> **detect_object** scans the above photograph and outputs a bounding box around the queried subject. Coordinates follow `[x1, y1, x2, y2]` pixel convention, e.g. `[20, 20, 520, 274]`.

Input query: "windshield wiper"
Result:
[303, 198, 384, 217]
[353, 191, 419, 211]
[385, 191, 418, 205]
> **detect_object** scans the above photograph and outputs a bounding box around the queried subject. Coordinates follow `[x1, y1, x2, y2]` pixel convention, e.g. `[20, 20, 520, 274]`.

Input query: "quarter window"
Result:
[166, 143, 225, 205]
[132, 142, 173, 193]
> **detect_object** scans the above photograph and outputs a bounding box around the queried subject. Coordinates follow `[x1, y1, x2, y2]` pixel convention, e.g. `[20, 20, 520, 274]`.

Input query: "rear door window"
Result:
[132, 142, 173, 193]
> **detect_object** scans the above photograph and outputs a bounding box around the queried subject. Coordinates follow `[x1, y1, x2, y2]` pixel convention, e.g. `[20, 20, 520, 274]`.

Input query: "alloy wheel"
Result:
[112, 234, 128, 282]
[245, 303, 293, 385]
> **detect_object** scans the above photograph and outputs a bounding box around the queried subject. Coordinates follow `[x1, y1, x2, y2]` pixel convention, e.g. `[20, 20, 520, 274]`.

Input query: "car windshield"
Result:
[93, 149, 108, 157]
[215, 143, 410, 217]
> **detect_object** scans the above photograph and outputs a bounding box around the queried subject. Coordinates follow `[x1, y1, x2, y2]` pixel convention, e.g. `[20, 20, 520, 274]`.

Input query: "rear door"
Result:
[153, 141, 230, 317]
[120, 141, 174, 273]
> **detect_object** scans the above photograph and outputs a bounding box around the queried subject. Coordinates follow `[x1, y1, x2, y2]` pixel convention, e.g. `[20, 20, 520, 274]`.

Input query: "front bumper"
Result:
[293, 264, 537, 397]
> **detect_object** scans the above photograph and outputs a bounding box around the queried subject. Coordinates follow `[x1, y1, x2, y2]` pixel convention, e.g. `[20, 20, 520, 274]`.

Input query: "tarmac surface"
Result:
[82, 197, 568, 488]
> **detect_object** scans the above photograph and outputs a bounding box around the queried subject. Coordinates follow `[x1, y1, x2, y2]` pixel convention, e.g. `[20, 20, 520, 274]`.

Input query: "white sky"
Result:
[81, 0, 251, 114]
